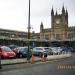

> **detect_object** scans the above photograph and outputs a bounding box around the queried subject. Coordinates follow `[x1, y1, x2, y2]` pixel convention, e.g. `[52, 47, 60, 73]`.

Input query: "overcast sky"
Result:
[0, 0, 75, 33]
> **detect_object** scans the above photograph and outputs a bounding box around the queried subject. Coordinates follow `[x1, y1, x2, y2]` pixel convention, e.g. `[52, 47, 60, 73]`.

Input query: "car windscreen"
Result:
[36, 48, 43, 50]
[1, 47, 12, 52]
[50, 47, 57, 51]
[18, 48, 28, 52]
[44, 48, 49, 50]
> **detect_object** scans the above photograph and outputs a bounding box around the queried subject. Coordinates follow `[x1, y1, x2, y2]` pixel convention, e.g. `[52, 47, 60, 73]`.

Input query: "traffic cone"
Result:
[31, 54, 34, 64]
[41, 54, 45, 64]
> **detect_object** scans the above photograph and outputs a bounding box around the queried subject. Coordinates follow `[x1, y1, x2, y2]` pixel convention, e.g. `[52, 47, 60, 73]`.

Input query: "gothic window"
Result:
[45, 34, 49, 40]
[68, 33, 73, 39]
[55, 34, 61, 40]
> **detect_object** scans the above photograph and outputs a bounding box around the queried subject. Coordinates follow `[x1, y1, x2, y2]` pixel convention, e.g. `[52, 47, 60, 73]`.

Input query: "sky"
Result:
[0, 0, 75, 33]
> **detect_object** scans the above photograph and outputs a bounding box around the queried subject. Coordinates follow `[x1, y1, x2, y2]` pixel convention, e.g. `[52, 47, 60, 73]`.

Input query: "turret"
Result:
[66, 9, 68, 16]
[51, 7, 54, 28]
[62, 5, 65, 14]
[55, 10, 58, 16]
[62, 5, 68, 28]
[51, 7, 54, 16]
[40, 22, 44, 32]
[65, 9, 68, 25]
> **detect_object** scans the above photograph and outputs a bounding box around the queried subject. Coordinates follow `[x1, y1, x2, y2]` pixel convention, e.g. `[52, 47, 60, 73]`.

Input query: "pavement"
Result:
[1, 52, 71, 65]
[0, 53, 75, 75]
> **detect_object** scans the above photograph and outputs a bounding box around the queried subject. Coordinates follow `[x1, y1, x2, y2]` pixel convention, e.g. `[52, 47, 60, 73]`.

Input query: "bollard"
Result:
[41, 54, 45, 64]
[31, 54, 34, 64]
[0, 56, 2, 69]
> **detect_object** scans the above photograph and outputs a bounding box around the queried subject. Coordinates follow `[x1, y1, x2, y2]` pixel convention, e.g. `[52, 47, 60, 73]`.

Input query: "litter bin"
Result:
[0, 56, 2, 69]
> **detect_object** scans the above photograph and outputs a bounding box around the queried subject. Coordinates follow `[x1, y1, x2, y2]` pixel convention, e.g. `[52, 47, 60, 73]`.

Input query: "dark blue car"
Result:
[62, 47, 74, 52]
[14, 47, 32, 58]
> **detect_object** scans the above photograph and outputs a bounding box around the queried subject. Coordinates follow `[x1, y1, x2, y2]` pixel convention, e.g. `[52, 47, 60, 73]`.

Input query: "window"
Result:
[36, 48, 43, 50]
[1, 46, 12, 52]
[55, 34, 61, 40]
[45, 34, 49, 40]
[68, 33, 73, 39]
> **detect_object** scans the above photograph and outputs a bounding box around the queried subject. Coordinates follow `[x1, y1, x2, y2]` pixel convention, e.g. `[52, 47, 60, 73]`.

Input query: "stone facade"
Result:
[40, 6, 75, 41]
[0, 28, 28, 40]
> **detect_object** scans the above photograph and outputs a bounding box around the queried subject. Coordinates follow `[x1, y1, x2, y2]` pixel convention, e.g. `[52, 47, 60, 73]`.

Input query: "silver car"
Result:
[49, 47, 62, 55]
[32, 47, 48, 57]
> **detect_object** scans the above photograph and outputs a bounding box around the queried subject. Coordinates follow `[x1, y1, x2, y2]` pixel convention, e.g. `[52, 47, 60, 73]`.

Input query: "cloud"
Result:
[0, 0, 75, 33]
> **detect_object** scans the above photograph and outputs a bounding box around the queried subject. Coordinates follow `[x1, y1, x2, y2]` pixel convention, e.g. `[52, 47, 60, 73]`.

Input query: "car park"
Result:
[32, 47, 48, 57]
[14, 47, 32, 58]
[0, 46, 16, 59]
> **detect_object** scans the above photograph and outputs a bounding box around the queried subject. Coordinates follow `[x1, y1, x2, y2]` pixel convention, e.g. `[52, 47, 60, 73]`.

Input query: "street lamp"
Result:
[27, 0, 31, 61]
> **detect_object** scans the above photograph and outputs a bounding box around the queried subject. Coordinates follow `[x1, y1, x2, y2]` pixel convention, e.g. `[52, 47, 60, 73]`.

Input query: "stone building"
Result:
[40, 6, 75, 42]
[0, 6, 75, 47]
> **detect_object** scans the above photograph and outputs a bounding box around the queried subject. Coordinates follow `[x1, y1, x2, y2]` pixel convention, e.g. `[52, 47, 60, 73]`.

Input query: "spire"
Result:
[40, 21, 44, 32]
[62, 5, 65, 14]
[41, 22, 43, 26]
[55, 10, 58, 15]
[66, 9, 68, 15]
[40, 21, 44, 28]
[62, 5, 65, 11]
[51, 6, 54, 16]
[65, 9, 68, 25]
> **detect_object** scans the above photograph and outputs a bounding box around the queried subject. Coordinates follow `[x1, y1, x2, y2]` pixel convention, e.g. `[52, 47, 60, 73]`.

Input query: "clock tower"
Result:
[51, 6, 68, 29]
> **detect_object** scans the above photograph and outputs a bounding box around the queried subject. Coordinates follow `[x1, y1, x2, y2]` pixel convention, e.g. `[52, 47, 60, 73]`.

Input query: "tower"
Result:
[51, 5, 68, 29]
[62, 5, 66, 28]
[62, 5, 68, 28]
[40, 22, 44, 39]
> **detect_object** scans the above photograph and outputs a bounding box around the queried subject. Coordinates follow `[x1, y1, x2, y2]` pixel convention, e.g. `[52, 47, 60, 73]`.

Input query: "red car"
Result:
[0, 46, 16, 59]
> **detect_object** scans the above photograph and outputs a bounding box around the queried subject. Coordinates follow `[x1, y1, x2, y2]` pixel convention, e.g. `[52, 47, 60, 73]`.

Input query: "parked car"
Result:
[47, 48, 54, 55]
[8, 45, 18, 52]
[62, 47, 74, 52]
[14, 47, 32, 58]
[0, 46, 16, 59]
[32, 47, 48, 57]
[71, 47, 75, 52]
[49, 47, 62, 55]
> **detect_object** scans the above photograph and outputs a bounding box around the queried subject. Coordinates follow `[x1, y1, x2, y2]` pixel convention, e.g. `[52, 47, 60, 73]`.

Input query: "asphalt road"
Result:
[0, 53, 75, 75]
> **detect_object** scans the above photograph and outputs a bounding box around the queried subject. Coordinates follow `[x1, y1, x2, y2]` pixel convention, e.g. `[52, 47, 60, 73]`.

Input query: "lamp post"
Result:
[27, 0, 31, 61]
